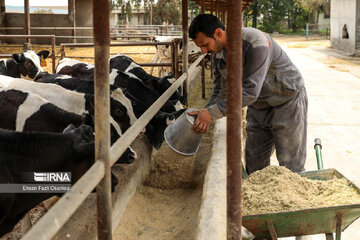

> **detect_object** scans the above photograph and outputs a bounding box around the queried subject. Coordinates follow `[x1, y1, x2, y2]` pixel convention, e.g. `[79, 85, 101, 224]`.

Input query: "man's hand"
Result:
[187, 108, 212, 134]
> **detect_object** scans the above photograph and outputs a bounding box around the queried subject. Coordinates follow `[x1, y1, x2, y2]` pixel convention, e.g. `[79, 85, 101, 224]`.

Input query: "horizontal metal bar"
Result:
[0, 34, 55, 38]
[20, 54, 204, 240]
[60, 41, 173, 47]
[22, 160, 105, 240]
[110, 54, 205, 165]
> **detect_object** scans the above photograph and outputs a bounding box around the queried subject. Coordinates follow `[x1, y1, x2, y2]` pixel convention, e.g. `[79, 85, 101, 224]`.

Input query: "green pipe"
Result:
[242, 163, 248, 179]
[314, 138, 324, 170]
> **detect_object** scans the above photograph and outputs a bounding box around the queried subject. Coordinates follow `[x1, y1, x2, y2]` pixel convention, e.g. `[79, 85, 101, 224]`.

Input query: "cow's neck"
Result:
[0, 60, 21, 78]
[84, 94, 94, 115]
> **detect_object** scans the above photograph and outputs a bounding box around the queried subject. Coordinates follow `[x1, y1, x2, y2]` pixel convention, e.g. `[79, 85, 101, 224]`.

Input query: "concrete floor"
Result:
[271, 41, 360, 240]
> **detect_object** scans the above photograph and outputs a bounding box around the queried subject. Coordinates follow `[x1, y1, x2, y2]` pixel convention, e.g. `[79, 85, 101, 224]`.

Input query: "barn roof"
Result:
[191, 0, 255, 12]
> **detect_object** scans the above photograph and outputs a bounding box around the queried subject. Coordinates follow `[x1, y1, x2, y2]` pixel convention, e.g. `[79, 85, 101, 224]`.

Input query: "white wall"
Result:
[331, 0, 357, 54]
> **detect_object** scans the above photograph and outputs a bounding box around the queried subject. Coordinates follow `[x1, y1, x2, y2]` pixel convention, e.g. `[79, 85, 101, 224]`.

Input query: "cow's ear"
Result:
[12, 54, 21, 63]
[37, 50, 50, 60]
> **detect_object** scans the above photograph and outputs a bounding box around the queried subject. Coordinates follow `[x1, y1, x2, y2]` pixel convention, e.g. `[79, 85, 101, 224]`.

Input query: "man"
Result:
[188, 14, 308, 173]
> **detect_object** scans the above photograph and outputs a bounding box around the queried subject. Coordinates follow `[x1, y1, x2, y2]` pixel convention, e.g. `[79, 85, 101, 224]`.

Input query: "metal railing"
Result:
[0, 35, 56, 73]
[59, 41, 178, 74]
[22, 53, 205, 240]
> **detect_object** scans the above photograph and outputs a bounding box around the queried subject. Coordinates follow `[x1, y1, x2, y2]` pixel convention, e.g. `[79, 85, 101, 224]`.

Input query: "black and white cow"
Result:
[56, 58, 94, 80]
[109, 54, 182, 101]
[0, 124, 118, 237]
[56, 56, 184, 103]
[34, 72, 184, 149]
[0, 50, 50, 79]
[0, 89, 137, 164]
[35, 72, 121, 95]
[0, 75, 136, 133]
[110, 71, 183, 114]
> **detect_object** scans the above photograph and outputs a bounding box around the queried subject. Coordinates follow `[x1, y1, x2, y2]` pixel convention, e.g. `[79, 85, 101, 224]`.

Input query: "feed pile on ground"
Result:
[242, 166, 360, 216]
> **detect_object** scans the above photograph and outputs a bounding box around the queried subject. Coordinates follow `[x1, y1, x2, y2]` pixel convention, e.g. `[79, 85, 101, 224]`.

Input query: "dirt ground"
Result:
[1, 35, 360, 239]
[113, 67, 214, 240]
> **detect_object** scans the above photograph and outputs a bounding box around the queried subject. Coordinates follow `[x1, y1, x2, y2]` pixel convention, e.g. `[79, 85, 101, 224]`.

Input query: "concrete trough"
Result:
[51, 64, 205, 239]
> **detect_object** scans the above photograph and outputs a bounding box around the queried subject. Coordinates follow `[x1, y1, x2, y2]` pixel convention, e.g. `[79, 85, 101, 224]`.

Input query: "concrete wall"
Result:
[2, 0, 93, 45]
[318, 13, 330, 31]
[331, 0, 358, 54]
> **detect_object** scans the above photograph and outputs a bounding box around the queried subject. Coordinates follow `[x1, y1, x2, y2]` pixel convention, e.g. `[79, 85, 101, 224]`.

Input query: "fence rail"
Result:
[22, 53, 205, 240]
[0, 34, 56, 72]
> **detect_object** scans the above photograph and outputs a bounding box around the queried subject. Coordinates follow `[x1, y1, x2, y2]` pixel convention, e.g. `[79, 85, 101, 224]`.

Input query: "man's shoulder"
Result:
[242, 28, 269, 48]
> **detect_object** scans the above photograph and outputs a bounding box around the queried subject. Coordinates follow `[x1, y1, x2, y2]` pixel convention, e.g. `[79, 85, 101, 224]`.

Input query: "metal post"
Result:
[60, 45, 65, 58]
[51, 35, 56, 73]
[174, 39, 180, 79]
[171, 41, 176, 76]
[182, 0, 189, 102]
[69, 0, 77, 43]
[314, 138, 324, 170]
[93, 0, 112, 239]
[24, 0, 30, 48]
[226, 0, 243, 239]
[306, 23, 309, 40]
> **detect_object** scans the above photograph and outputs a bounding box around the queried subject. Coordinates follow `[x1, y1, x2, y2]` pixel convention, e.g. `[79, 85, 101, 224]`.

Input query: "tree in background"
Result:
[295, 0, 325, 24]
[110, 0, 133, 24]
[245, 0, 323, 33]
[152, 0, 181, 25]
[33, 8, 54, 14]
[110, 0, 182, 25]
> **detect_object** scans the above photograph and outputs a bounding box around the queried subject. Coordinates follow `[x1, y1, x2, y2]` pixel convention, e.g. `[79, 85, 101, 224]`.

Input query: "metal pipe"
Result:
[110, 55, 205, 166]
[93, 0, 112, 239]
[60, 45, 65, 58]
[22, 54, 205, 240]
[226, 0, 243, 239]
[171, 41, 176, 75]
[68, 0, 77, 43]
[24, 0, 30, 47]
[314, 138, 324, 170]
[0, 34, 56, 38]
[182, 0, 189, 100]
[174, 38, 180, 79]
[60, 41, 173, 47]
[51, 35, 56, 73]
[22, 161, 105, 240]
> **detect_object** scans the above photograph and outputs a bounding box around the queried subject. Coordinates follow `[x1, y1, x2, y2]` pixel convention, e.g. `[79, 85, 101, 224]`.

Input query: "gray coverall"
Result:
[206, 27, 308, 173]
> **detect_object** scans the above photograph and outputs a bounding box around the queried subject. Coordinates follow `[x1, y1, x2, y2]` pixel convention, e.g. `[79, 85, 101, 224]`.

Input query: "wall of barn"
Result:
[1, 0, 93, 45]
[330, 0, 358, 55]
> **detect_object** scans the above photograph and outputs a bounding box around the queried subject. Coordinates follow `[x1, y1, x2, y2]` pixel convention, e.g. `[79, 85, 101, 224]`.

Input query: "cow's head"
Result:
[63, 124, 119, 191]
[110, 88, 137, 132]
[109, 120, 138, 165]
[12, 50, 50, 79]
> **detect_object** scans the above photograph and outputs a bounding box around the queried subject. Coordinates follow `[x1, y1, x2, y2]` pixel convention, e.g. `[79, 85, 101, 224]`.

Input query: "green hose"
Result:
[314, 138, 324, 170]
[242, 163, 248, 179]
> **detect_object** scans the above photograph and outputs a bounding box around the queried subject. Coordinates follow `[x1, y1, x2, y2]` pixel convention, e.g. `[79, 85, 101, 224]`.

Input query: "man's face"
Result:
[193, 31, 224, 54]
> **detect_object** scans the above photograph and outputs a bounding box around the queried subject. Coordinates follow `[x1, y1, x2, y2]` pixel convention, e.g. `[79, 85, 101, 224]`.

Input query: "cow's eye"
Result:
[114, 109, 124, 116]
[25, 61, 33, 67]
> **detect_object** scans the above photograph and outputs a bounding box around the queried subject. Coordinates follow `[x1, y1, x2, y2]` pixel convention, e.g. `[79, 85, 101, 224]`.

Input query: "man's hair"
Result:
[189, 14, 225, 40]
